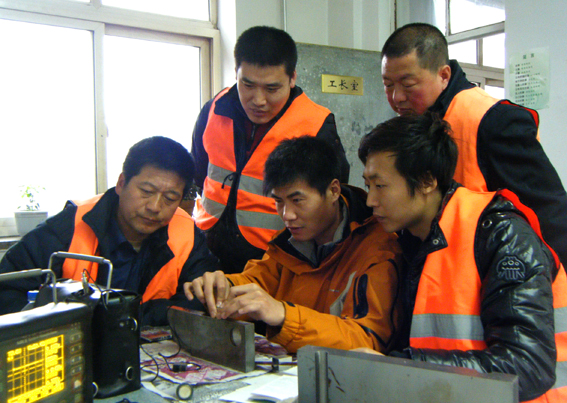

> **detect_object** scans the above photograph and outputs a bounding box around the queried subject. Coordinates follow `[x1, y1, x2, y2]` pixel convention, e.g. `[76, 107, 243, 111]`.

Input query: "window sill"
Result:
[0, 236, 20, 251]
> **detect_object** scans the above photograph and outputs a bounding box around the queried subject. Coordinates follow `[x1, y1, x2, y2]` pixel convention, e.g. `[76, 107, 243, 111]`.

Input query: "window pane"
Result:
[483, 33, 505, 68]
[449, 0, 505, 34]
[449, 40, 477, 64]
[485, 85, 505, 99]
[103, 36, 201, 188]
[102, 0, 209, 20]
[0, 19, 96, 218]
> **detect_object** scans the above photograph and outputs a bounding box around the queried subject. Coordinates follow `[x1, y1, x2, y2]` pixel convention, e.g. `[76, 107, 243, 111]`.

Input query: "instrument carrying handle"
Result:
[48, 251, 114, 290]
[0, 268, 58, 304]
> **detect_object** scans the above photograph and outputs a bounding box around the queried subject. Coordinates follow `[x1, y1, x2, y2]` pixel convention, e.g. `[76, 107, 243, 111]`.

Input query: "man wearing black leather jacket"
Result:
[358, 113, 567, 402]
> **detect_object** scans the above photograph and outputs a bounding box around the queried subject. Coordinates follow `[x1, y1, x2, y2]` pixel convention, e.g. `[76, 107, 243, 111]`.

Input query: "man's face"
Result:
[363, 152, 433, 240]
[115, 165, 185, 244]
[271, 179, 341, 246]
[236, 61, 297, 125]
[381, 50, 450, 116]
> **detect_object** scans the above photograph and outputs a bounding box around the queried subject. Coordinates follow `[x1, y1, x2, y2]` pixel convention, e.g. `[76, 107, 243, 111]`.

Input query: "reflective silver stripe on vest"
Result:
[207, 163, 264, 196]
[202, 196, 284, 231]
[410, 313, 484, 341]
[551, 360, 567, 391]
[555, 305, 567, 334]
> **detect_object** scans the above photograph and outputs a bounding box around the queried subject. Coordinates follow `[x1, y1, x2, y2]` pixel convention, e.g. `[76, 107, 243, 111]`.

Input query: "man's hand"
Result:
[183, 270, 230, 318]
[217, 283, 286, 327]
[351, 347, 384, 356]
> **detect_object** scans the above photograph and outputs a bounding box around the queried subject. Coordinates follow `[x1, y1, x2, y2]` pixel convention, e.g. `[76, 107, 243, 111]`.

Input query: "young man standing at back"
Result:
[185, 136, 400, 354]
[192, 26, 350, 274]
[380, 22, 567, 267]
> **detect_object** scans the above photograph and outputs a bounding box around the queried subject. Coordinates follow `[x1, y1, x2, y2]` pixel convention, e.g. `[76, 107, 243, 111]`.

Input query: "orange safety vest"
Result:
[444, 87, 540, 191]
[194, 88, 332, 250]
[410, 187, 567, 402]
[62, 194, 195, 303]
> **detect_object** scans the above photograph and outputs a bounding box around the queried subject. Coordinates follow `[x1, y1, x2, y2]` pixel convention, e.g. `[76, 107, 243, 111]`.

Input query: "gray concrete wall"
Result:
[295, 43, 396, 188]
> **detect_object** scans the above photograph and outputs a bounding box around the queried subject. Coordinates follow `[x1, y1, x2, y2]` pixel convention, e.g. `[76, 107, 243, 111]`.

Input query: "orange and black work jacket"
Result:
[226, 185, 402, 354]
[191, 85, 349, 273]
[394, 182, 567, 402]
[0, 188, 217, 325]
[431, 59, 567, 269]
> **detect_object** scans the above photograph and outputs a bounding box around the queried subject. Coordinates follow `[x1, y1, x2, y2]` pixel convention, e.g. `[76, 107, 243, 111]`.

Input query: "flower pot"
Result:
[14, 211, 49, 236]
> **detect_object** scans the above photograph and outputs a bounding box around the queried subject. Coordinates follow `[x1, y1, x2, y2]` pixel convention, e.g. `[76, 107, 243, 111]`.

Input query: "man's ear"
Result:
[420, 172, 438, 195]
[115, 173, 126, 196]
[439, 64, 451, 91]
[289, 70, 297, 89]
[328, 178, 342, 202]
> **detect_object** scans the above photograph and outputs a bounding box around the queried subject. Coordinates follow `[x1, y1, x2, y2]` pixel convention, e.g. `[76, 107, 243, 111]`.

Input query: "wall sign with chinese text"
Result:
[321, 74, 363, 96]
[508, 47, 549, 110]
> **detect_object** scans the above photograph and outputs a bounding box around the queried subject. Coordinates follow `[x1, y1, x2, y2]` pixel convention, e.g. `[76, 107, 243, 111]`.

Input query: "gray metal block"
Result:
[167, 308, 255, 373]
[297, 346, 519, 403]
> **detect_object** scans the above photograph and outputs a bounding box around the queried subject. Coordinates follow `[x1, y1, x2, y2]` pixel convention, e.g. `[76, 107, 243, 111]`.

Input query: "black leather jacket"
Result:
[392, 182, 559, 402]
[431, 60, 567, 268]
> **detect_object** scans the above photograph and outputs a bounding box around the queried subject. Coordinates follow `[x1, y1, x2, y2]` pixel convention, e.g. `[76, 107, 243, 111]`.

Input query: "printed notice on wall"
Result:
[508, 47, 549, 110]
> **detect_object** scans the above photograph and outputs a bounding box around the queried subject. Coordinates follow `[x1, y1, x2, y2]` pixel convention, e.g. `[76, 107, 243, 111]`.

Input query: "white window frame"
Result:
[445, 6, 505, 90]
[0, 0, 220, 195]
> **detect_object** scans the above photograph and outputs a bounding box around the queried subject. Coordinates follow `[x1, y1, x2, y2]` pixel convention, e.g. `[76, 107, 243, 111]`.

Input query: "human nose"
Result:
[146, 194, 162, 213]
[281, 203, 296, 221]
[251, 88, 267, 106]
[391, 85, 407, 104]
[366, 190, 379, 208]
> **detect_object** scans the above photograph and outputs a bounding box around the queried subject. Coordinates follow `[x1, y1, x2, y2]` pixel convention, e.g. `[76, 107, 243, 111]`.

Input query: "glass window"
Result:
[0, 19, 96, 217]
[103, 35, 201, 188]
[102, 0, 209, 21]
[448, 39, 477, 64]
[483, 33, 505, 69]
[485, 85, 505, 99]
[449, 0, 505, 34]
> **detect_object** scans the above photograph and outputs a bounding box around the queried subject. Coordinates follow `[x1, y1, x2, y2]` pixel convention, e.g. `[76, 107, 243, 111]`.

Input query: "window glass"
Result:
[448, 40, 477, 64]
[449, 0, 505, 34]
[0, 19, 96, 217]
[103, 35, 201, 188]
[483, 33, 505, 69]
[102, 0, 209, 20]
[485, 85, 505, 99]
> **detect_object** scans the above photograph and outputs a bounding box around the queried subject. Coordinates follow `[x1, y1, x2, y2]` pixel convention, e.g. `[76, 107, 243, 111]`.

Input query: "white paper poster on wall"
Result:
[508, 47, 550, 110]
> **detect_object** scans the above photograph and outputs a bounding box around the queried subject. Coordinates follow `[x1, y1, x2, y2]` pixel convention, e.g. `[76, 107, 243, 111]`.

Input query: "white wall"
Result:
[220, 0, 567, 184]
[506, 0, 567, 185]
[217, 0, 394, 88]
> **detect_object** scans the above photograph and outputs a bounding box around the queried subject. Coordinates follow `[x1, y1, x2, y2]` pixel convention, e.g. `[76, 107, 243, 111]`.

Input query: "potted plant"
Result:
[14, 185, 48, 236]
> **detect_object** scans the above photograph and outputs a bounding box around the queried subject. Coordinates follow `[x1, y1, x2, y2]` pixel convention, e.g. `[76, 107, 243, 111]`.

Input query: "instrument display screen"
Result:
[0, 303, 92, 403]
[7, 334, 66, 403]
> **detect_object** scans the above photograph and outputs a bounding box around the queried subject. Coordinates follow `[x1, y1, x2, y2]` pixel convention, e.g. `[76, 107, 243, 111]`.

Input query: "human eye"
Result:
[164, 194, 179, 204]
[140, 187, 153, 196]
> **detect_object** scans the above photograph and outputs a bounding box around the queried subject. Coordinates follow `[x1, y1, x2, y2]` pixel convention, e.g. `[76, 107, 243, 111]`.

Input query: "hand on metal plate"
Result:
[183, 270, 230, 318]
[351, 347, 383, 355]
[217, 283, 286, 327]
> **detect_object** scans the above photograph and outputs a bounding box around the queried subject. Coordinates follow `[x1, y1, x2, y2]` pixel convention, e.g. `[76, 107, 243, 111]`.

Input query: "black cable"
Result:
[140, 344, 160, 382]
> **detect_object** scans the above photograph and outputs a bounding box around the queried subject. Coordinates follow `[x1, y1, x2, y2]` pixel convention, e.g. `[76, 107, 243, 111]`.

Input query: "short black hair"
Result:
[381, 23, 449, 73]
[234, 26, 297, 78]
[358, 113, 457, 196]
[263, 136, 341, 196]
[122, 136, 195, 198]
